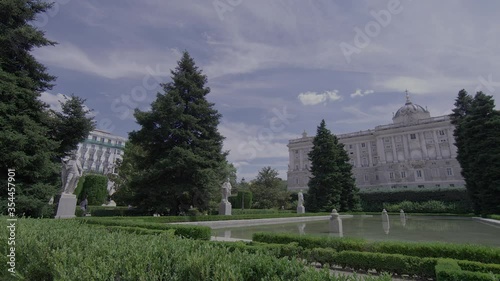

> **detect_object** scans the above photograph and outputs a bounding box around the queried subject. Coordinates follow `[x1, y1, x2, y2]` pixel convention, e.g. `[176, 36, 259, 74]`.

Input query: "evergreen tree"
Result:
[128, 51, 227, 215]
[451, 91, 500, 214]
[0, 1, 94, 217]
[250, 167, 289, 209]
[306, 120, 360, 212]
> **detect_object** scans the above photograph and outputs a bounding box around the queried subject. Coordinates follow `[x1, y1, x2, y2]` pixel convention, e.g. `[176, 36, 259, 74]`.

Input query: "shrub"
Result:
[435, 259, 500, 281]
[383, 200, 464, 213]
[73, 176, 85, 198]
[360, 189, 473, 213]
[1, 219, 392, 281]
[228, 192, 254, 210]
[79, 174, 108, 205]
[253, 232, 500, 264]
[83, 218, 212, 240]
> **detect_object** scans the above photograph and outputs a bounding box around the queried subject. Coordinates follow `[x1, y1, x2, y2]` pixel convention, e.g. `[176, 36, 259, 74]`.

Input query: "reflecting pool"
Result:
[211, 216, 500, 247]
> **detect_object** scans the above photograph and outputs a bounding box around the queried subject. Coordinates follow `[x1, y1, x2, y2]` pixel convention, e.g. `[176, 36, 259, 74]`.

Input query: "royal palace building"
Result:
[76, 130, 127, 175]
[287, 93, 465, 192]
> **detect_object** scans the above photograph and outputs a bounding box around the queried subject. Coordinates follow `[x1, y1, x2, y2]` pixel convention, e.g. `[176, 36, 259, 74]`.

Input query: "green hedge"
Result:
[229, 191, 253, 210]
[211, 240, 500, 279]
[360, 189, 473, 213]
[2, 219, 394, 281]
[435, 259, 500, 281]
[74, 176, 86, 198]
[83, 218, 212, 240]
[79, 174, 108, 205]
[87, 206, 145, 216]
[232, 209, 294, 215]
[383, 200, 468, 213]
[252, 232, 500, 264]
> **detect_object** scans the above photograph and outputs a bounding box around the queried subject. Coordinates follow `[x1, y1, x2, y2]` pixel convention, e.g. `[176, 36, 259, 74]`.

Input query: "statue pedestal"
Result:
[296, 205, 305, 214]
[55, 193, 77, 219]
[219, 200, 232, 215]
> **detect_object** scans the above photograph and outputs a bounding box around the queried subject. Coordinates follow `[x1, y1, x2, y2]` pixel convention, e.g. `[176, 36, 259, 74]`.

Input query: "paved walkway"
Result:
[170, 214, 354, 229]
[472, 217, 500, 228]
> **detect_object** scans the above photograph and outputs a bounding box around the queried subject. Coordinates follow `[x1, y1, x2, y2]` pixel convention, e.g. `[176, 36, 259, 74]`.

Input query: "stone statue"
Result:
[61, 153, 83, 194]
[221, 178, 232, 202]
[219, 178, 232, 215]
[297, 190, 304, 207]
[296, 190, 305, 214]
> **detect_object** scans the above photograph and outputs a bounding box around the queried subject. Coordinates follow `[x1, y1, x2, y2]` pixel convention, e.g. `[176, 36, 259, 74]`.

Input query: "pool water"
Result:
[212, 215, 500, 247]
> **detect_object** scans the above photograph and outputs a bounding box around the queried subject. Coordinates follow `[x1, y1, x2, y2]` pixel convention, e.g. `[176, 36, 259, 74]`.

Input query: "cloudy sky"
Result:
[34, 0, 500, 180]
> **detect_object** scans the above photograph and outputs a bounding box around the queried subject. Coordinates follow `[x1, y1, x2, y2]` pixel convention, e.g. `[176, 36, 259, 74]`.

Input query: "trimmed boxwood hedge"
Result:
[79, 174, 108, 205]
[83, 218, 211, 240]
[435, 259, 500, 281]
[5, 219, 391, 281]
[359, 189, 473, 213]
[210, 240, 500, 279]
[252, 232, 500, 264]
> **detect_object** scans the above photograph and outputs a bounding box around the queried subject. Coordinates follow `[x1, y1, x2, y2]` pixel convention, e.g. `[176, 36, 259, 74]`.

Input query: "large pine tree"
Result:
[306, 120, 360, 212]
[451, 90, 500, 214]
[128, 51, 227, 215]
[0, 1, 94, 217]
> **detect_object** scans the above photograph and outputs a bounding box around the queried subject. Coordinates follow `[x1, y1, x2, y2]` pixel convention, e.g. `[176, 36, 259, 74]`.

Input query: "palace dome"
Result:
[392, 91, 431, 124]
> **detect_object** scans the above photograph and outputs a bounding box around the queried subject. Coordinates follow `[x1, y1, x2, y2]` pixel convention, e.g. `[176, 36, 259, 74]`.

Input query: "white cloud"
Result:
[297, 90, 342, 106]
[39, 92, 94, 116]
[350, 89, 375, 98]
[219, 121, 292, 162]
[374, 76, 479, 96]
[33, 43, 178, 79]
[39, 92, 67, 112]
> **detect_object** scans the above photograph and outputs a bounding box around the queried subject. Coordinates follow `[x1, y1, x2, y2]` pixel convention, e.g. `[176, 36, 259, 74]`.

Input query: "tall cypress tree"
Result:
[128, 51, 227, 215]
[451, 91, 500, 214]
[306, 120, 360, 212]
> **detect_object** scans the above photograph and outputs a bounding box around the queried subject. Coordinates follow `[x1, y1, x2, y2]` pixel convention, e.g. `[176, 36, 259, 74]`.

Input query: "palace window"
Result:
[364, 175, 368, 182]
[401, 171, 407, 178]
[439, 130, 445, 136]
[449, 184, 455, 187]
[418, 185, 424, 188]
[410, 134, 416, 140]
[435, 184, 441, 187]
[92, 136, 97, 141]
[416, 170, 423, 178]
[361, 143, 366, 148]
[349, 144, 353, 149]
[389, 172, 394, 179]
[446, 168, 453, 176]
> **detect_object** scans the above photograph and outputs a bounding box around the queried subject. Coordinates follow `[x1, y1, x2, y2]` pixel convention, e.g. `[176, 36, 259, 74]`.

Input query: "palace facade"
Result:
[76, 130, 127, 175]
[287, 94, 465, 192]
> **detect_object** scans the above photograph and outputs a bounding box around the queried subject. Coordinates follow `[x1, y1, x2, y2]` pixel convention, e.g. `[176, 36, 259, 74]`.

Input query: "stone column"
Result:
[432, 131, 442, 159]
[367, 142, 373, 167]
[356, 143, 361, 167]
[391, 137, 398, 162]
[402, 134, 410, 160]
[419, 132, 429, 159]
[377, 138, 386, 163]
